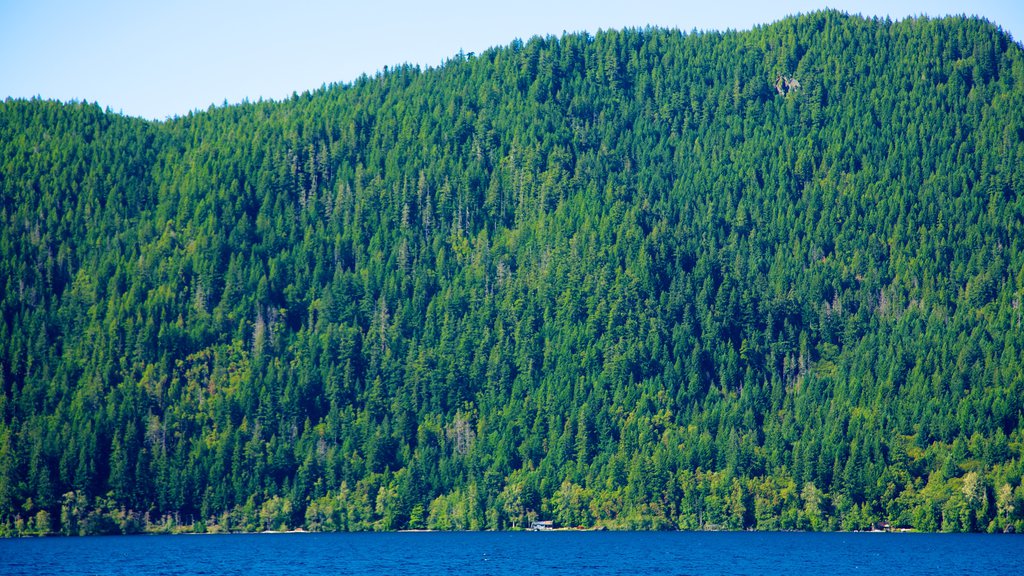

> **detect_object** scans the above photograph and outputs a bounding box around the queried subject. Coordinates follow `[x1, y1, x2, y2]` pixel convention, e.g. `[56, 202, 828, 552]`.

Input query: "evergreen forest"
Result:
[2, 11, 1024, 535]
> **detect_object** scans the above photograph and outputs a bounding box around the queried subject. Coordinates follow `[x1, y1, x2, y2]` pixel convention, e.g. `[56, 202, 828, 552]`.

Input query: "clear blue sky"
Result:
[1, 0, 1020, 120]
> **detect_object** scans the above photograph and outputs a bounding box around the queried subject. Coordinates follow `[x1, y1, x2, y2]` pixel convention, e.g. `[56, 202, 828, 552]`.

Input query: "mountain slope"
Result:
[2, 11, 1023, 535]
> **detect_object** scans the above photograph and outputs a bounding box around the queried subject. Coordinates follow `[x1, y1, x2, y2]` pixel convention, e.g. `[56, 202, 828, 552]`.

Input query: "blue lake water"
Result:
[1, 531, 1021, 575]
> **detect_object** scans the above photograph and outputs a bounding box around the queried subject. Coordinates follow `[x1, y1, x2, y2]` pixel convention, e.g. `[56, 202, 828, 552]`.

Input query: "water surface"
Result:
[1, 531, 1020, 575]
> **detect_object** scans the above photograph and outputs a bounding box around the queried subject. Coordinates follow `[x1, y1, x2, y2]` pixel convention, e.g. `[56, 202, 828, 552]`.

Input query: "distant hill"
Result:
[1, 11, 1022, 535]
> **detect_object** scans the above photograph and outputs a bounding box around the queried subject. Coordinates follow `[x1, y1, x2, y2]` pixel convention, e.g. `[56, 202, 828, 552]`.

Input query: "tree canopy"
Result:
[1, 11, 1023, 535]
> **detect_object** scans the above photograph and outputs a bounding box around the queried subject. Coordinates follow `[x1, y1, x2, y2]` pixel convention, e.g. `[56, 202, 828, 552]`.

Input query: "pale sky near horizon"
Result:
[1, 1, 1021, 121]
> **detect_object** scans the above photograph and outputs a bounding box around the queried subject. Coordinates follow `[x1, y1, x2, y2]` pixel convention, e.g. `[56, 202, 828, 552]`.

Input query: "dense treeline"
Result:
[2, 11, 1024, 536]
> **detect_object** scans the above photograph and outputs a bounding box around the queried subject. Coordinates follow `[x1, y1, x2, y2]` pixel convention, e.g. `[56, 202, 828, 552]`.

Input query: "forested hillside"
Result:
[2, 11, 1024, 536]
